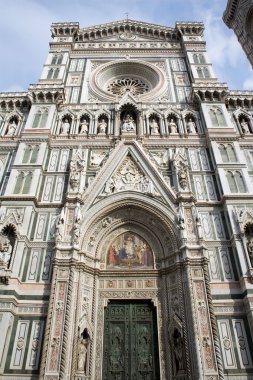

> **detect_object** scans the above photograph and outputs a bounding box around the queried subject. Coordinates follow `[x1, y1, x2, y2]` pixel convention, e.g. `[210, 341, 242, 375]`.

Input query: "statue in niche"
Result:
[172, 329, 185, 373]
[55, 210, 65, 242]
[69, 151, 86, 191]
[79, 119, 89, 134]
[121, 113, 136, 132]
[168, 118, 178, 134]
[177, 206, 185, 230]
[178, 167, 188, 190]
[77, 328, 90, 374]
[60, 118, 70, 134]
[241, 119, 250, 134]
[193, 206, 203, 240]
[247, 238, 253, 266]
[0, 233, 13, 267]
[186, 118, 197, 134]
[173, 150, 189, 191]
[73, 206, 82, 245]
[150, 118, 159, 134]
[98, 118, 107, 134]
[6, 120, 17, 136]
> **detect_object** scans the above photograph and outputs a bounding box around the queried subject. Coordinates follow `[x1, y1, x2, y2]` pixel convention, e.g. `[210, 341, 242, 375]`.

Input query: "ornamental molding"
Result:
[234, 207, 253, 232]
[28, 85, 64, 105]
[193, 83, 229, 103]
[81, 141, 177, 210]
[89, 59, 167, 102]
[175, 21, 204, 36]
[223, 0, 239, 26]
[0, 93, 31, 112]
[74, 19, 179, 42]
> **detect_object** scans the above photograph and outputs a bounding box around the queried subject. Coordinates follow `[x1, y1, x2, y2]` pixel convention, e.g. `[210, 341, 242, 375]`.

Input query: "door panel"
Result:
[103, 301, 160, 380]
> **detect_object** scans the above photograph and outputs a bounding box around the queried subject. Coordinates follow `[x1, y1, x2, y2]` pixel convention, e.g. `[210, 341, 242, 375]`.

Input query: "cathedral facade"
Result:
[0, 19, 253, 380]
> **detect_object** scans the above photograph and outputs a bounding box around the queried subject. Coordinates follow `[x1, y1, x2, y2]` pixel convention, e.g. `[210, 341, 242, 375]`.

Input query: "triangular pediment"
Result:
[75, 19, 179, 43]
[82, 141, 177, 211]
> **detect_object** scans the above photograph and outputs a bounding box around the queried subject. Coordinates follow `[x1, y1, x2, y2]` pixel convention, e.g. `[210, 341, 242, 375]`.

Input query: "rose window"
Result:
[107, 78, 150, 96]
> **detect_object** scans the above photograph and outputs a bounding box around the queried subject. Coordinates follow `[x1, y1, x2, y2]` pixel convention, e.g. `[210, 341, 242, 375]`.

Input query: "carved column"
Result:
[40, 260, 78, 380]
[203, 259, 225, 380]
[182, 261, 203, 379]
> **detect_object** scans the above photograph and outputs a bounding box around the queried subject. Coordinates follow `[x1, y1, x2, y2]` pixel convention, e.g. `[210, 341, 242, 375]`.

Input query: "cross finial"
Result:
[125, 12, 129, 20]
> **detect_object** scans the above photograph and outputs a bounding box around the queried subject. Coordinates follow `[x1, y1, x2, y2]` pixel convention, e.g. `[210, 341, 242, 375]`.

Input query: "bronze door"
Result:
[103, 301, 160, 380]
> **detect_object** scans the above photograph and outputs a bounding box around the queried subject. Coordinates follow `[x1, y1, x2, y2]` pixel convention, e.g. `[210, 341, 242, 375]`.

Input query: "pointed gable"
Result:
[75, 19, 179, 42]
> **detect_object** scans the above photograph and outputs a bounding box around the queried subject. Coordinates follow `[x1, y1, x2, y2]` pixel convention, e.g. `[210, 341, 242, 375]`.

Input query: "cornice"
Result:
[193, 82, 229, 103]
[0, 92, 31, 112]
[51, 22, 79, 37]
[223, 0, 239, 27]
[75, 19, 180, 42]
[175, 21, 204, 36]
[28, 84, 65, 105]
[226, 90, 253, 109]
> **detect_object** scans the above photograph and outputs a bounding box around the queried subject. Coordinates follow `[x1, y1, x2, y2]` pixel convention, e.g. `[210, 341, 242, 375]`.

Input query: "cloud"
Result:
[243, 74, 253, 90]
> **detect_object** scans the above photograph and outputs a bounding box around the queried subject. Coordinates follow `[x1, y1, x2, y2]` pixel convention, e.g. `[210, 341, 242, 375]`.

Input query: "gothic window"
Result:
[219, 144, 237, 162]
[53, 68, 59, 79]
[193, 53, 205, 64]
[226, 171, 246, 193]
[22, 145, 39, 164]
[47, 68, 59, 79]
[32, 108, 49, 128]
[51, 54, 63, 65]
[13, 172, 33, 194]
[219, 145, 229, 162]
[208, 106, 226, 127]
[47, 68, 53, 79]
[234, 171, 246, 193]
[227, 145, 237, 161]
[197, 67, 210, 78]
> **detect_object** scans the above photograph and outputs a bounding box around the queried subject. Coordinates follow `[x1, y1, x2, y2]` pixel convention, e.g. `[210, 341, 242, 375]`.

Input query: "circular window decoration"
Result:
[90, 60, 167, 101]
[107, 77, 150, 96]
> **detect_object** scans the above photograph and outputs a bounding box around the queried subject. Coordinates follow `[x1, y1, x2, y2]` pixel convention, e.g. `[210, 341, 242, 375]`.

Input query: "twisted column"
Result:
[178, 265, 192, 379]
[59, 265, 75, 380]
[203, 260, 225, 380]
[39, 263, 58, 380]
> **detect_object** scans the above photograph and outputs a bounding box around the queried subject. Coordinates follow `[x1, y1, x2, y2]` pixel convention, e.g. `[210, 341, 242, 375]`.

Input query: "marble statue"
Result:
[121, 113, 136, 132]
[61, 118, 70, 134]
[6, 120, 17, 136]
[150, 118, 159, 134]
[80, 119, 89, 134]
[186, 118, 196, 134]
[0, 234, 12, 267]
[98, 119, 107, 134]
[241, 119, 250, 134]
[168, 119, 178, 134]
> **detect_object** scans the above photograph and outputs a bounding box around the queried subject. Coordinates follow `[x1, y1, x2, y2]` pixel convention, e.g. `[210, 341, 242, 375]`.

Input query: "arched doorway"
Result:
[78, 198, 179, 379]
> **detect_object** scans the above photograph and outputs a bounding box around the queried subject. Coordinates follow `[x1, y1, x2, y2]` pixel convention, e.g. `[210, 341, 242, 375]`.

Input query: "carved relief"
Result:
[103, 157, 156, 195]
[69, 149, 86, 192]
[172, 149, 190, 191]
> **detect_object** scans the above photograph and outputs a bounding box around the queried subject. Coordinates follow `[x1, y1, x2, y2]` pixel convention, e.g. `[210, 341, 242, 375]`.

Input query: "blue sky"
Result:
[0, 0, 252, 92]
